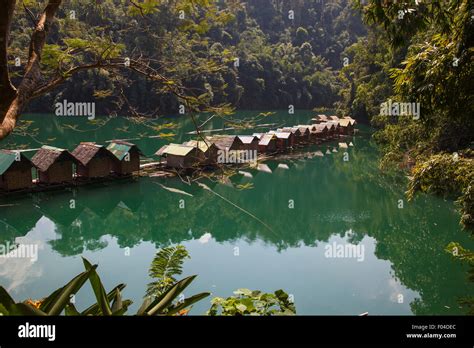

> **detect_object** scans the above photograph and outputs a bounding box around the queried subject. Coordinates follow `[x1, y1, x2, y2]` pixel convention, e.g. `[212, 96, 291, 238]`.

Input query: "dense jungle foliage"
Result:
[10, 0, 365, 115]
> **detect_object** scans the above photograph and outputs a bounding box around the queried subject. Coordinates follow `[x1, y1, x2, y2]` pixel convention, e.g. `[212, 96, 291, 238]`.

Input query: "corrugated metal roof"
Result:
[107, 142, 133, 161]
[161, 144, 196, 157]
[259, 134, 276, 146]
[0, 151, 17, 175]
[271, 132, 291, 139]
[237, 135, 258, 144]
[184, 140, 215, 153]
[339, 119, 352, 127]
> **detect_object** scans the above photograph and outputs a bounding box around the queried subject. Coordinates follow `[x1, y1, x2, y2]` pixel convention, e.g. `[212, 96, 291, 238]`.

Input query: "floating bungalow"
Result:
[321, 122, 337, 138]
[106, 140, 143, 175]
[296, 126, 311, 144]
[314, 124, 329, 141]
[0, 150, 34, 191]
[258, 133, 277, 153]
[338, 118, 355, 135]
[237, 135, 259, 152]
[32, 146, 78, 184]
[268, 131, 294, 151]
[207, 135, 243, 152]
[311, 114, 329, 124]
[72, 142, 117, 178]
[156, 144, 204, 169]
[184, 140, 219, 165]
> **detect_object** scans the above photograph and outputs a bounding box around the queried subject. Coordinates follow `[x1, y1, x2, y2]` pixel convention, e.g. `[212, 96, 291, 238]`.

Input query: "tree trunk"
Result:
[0, 0, 62, 141]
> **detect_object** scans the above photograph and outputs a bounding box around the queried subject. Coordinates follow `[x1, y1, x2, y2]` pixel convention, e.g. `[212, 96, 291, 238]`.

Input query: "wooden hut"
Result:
[72, 142, 116, 178]
[258, 134, 277, 153]
[321, 122, 337, 138]
[184, 140, 219, 165]
[329, 116, 340, 121]
[296, 126, 311, 144]
[338, 118, 355, 135]
[156, 144, 204, 169]
[0, 150, 33, 191]
[268, 131, 293, 151]
[106, 140, 143, 175]
[32, 146, 78, 184]
[207, 135, 243, 152]
[314, 124, 329, 141]
[237, 135, 259, 152]
[311, 114, 329, 124]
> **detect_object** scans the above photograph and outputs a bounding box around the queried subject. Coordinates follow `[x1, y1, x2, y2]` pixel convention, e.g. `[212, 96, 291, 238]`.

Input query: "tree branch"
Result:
[0, 0, 62, 141]
[0, 0, 18, 116]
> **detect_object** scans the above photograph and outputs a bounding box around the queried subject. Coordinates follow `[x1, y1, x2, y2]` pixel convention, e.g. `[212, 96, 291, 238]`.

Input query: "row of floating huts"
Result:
[0, 115, 355, 192]
[156, 114, 356, 169]
[0, 140, 142, 191]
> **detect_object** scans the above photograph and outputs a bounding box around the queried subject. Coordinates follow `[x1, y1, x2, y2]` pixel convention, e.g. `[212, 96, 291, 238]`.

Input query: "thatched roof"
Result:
[207, 135, 241, 150]
[71, 143, 113, 166]
[32, 146, 77, 172]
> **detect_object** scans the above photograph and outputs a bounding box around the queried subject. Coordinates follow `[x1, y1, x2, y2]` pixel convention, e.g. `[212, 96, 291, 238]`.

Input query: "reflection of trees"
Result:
[1, 130, 473, 314]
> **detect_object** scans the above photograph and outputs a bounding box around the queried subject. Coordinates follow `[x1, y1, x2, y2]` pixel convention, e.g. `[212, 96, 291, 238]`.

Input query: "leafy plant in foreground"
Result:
[0, 256, 209, 316]
[207, 288, 296, 316]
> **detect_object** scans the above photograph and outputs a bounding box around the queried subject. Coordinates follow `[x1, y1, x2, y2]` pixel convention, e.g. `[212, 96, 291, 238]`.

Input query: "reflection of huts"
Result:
[32, 146, 78, 184]
[72, 143, 116, 178]
[184, 140, 219, 165]
[237, 136, 259, 152]
[106, 140, 143, 175]
[268, 131, 294, 151]
[338, 118, 355, 135]
[0, 150, 33, 191]
[37, 194, 85, 227]
[258, 133, 277, 153]
[0, 203, 42, 242]
[156, 144, 204, 169]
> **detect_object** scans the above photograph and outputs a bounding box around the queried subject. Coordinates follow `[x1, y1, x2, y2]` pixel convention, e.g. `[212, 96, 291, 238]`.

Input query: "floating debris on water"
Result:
[238, 170, 253, 178]
[314, 151, 324, 157]
[257, 163, 272, 173]
[339, 142, 348, 149]
[156, 183, 193, 197]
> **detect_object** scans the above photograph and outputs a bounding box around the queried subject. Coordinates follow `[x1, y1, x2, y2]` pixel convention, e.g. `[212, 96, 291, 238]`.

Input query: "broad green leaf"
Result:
[82, 258, 113, 316]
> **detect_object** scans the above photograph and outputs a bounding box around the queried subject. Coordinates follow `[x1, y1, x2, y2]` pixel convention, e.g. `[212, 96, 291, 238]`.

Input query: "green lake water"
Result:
[0, 111, 473, 315]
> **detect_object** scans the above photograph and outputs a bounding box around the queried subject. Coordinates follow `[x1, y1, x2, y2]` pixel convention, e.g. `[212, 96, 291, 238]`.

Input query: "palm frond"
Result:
[146, 245, 190, 298]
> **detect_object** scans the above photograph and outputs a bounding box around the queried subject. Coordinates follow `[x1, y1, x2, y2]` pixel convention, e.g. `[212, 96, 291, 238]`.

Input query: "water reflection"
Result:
[0, 121, 473, 315]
